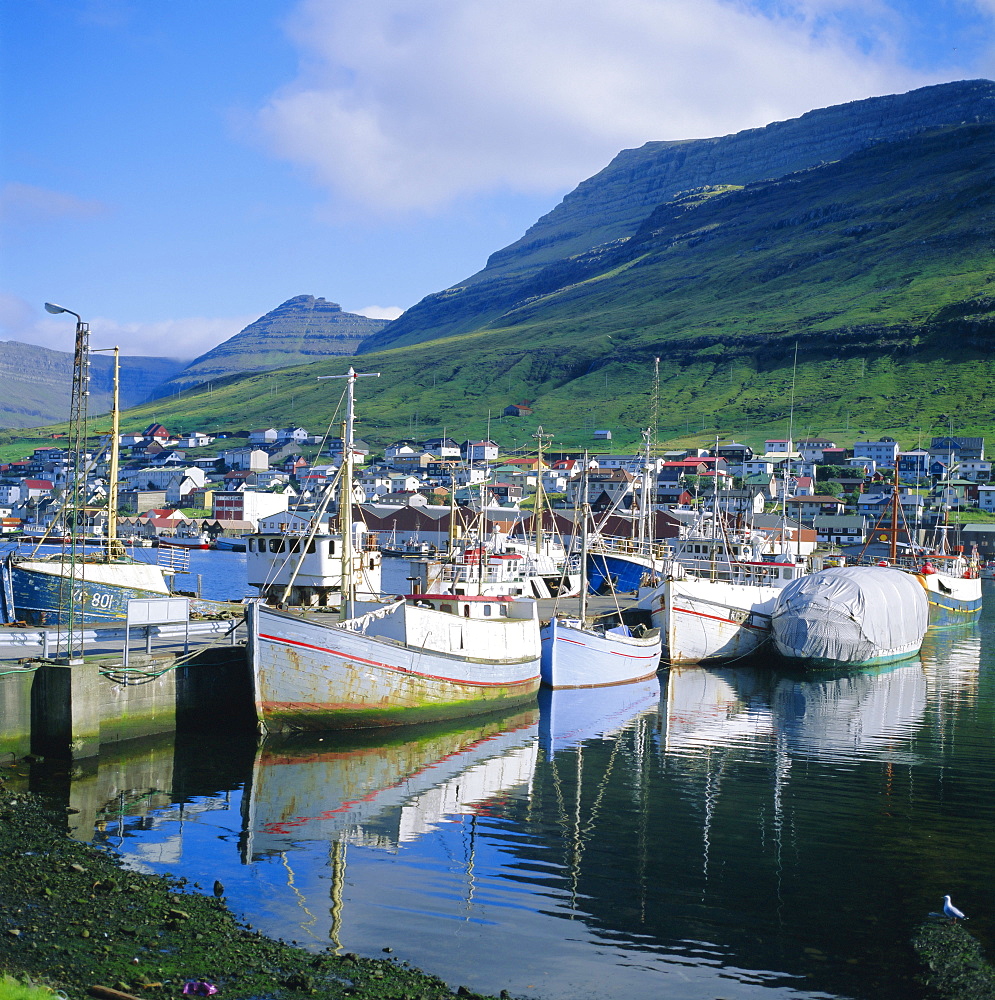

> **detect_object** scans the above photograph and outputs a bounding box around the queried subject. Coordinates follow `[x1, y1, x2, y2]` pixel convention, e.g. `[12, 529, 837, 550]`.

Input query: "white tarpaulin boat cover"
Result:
[771, 566, 928, 667]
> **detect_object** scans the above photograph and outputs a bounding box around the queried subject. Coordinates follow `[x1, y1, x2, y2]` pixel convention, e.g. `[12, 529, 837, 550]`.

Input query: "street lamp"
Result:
[45, 301, 82, 321]
[44, 301, 90, 664]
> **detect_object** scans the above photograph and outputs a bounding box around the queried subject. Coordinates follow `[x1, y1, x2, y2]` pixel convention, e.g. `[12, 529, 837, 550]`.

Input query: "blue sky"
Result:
[2, 0, 993, 359]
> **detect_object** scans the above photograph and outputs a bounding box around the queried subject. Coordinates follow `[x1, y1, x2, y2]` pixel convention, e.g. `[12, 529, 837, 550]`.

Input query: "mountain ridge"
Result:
[360, 78, 995, 355]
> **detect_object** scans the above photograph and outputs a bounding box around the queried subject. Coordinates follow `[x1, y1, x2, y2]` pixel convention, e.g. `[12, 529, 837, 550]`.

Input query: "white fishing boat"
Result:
[638, 517, 808, 664]
[246, 367, 543, 732]
[771, 566, 928, 669]
[246, 516, 382, 607]
[248, 593, 542, 731]
[540, 470, 662, 689]
[911, 547, 982, 618]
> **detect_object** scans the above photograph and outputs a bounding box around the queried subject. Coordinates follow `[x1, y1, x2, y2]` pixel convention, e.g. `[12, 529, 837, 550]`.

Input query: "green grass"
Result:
[0, 975, 56, 1000]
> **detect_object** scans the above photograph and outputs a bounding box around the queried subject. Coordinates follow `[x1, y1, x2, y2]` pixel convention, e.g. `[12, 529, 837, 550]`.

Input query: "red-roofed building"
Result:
[23, 479, 53, 497]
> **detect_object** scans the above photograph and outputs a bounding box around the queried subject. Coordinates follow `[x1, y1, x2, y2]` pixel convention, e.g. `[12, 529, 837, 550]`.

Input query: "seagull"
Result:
[943, 895, 967, 922]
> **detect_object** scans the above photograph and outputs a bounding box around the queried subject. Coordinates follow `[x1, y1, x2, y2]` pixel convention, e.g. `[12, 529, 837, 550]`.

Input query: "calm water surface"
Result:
[12, 552, 995, 999]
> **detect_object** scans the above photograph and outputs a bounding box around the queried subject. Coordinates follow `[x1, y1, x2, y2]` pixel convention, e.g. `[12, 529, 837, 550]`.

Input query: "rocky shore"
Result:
[0, 787, 506, 1000]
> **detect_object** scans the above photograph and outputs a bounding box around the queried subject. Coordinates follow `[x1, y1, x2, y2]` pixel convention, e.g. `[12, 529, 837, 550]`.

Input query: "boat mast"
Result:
[533, 426, 550, 555]
[639, 427, 652, 551]
[890, 461, 899, 563]
[93, 345, 123, 559]
[319, 367, 380, 620]
[579, 460, 589, 622]
[44, 303, 89, 663]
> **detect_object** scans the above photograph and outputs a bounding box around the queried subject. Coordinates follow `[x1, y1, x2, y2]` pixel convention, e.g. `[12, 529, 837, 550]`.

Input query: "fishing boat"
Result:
[1, 316, 171, 627]
[912, 546, 982, 618]
[856, 466, 981, 619]
[246, 367, 543, 732]
[771, 566, 928, 669]
[212, 536, 247, 552]
[246, 515, 382, 607]
[540, 469, 662, 689]
[638, 516, 808, 664]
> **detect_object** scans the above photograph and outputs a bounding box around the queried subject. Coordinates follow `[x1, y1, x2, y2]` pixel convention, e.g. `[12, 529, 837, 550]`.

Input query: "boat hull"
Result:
[10, 558, 171, 625]
[539, 617, 661, 689]
[647, 578, 778, 665]
[248, 602, 541, 731]
[586, 551, 657, 595]
[916, 572, 982, 618]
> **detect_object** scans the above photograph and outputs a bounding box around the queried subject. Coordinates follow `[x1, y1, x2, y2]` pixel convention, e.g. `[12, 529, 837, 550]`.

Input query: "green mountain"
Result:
[0, 341, 186, 429]
[361, 79, 995, 355]
[157, 295, 389, 394]
[8, 81, 995, 456]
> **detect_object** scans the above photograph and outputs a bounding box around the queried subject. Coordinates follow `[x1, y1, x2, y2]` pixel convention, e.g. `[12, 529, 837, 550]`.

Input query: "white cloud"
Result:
[0, 182, 107, 225]
[353, 305, 403, 320]
[0, 295, 253, 359]
[254, 0, 947, 215]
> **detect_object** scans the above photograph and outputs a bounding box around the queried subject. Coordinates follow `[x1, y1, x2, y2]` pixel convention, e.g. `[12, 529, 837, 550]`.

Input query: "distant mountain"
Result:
[0, 341, 186, 429]
[361, 79, 995, 354]
[159, 295, 390, 394]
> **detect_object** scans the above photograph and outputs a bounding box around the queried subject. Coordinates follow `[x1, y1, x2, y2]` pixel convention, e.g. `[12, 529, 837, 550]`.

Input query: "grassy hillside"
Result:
[3, 122, 995, 461]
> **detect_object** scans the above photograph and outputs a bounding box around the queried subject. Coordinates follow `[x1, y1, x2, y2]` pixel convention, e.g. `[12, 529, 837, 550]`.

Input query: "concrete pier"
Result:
[0, 617, 251, 761]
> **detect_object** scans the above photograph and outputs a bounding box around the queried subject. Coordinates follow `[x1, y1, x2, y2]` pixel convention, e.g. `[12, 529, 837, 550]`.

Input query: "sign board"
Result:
[127, 597, 189, 625]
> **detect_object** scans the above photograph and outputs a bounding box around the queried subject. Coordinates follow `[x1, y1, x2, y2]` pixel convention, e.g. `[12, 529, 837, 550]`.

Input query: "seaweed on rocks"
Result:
[0, 787, 506, 1000]
[912, 916, 995, 999]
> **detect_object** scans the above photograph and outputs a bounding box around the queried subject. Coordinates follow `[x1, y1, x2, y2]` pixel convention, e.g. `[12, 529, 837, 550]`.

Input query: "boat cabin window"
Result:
[483, 605, 492, 616]
[248, 539, 256, 552]
[328, 541, 336, 555]
[440, 603, 454, 614]
[269, 539, 281, 553]
[463, 604, 471, 618]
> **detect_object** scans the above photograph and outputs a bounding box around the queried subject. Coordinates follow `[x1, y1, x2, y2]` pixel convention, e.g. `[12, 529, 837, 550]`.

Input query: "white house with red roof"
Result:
[23, 479, 53, 498]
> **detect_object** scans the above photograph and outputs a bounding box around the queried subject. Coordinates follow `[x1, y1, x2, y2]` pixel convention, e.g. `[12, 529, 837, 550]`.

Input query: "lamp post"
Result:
[44, 302, 89, 664]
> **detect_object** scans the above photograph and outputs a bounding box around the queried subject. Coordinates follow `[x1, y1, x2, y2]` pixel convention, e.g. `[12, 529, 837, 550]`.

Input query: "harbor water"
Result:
[5, 548, 995, 999]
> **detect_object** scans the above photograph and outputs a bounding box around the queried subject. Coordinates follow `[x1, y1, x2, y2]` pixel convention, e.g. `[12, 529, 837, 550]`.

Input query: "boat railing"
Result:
[587, 536, 673, 560]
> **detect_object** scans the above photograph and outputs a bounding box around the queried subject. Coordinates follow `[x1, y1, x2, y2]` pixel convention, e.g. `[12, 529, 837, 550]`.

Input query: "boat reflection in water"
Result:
[538, 675, 660, 757]
[665, 659, 927, 762]
[240, 707, 539, 948]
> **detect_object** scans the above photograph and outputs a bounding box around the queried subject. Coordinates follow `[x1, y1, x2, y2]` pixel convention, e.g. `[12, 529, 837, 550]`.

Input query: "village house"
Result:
[715, 442, 753, 464]
[0, 483, 22, 505]
[812, 515, 868, 546]
[178, 431, 215, 448]
[796, 438, 838, 463]
[898, 449, 931, 480]
[220, 447, 270, 472]
[249, 428, 278, 446]
[23, 478, 53, 498]
[462, 440, 499, 462]
[764, 439, 793, 455]
[785, 495, 848, 520]
[422, 437, 462, 459]
[211, 488, 290, 527]
[853, 437, 900, 467]
[276, 427, 310, 445]
[929, 435, 985, 463]
[566, 468, 635, 509]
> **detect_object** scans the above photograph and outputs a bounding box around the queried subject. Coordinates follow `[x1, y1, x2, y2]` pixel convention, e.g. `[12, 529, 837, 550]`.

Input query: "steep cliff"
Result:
[361, 79, 995, 354]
